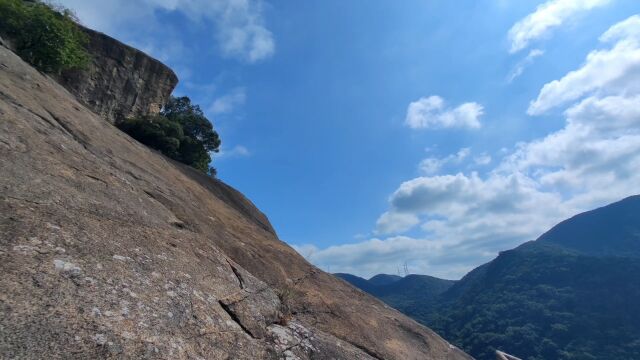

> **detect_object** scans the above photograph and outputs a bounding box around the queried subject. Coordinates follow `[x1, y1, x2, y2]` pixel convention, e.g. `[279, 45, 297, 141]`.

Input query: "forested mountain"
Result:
[536, 195, 640, 257]
[339, 196, 640, 360]
[368, 274, 403, 286]
[335, 273, 456, 309]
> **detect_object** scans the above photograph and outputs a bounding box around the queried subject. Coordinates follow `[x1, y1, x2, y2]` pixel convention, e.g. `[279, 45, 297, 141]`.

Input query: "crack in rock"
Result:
[218, 300, 256, 339]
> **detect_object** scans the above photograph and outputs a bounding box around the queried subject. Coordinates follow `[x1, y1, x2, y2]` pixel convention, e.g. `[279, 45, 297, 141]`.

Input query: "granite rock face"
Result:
[57, 27, 178, 123]
[0, 41, 472, 359]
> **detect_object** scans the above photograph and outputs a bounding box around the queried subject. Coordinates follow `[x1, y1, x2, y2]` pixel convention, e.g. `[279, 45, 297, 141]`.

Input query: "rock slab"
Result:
[0, 40, 471, 359]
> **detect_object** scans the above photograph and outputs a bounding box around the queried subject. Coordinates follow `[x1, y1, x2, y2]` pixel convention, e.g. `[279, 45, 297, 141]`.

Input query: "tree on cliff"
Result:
[161, 96, 221, 154]
[0, 0, 89, 73]
[117, 96, 221, 175]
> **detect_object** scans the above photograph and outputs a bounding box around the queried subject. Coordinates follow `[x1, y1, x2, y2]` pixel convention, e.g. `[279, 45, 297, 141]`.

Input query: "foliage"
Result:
[161, 96, 221, 154]
[0, 0, 89, 73]
[116, 115, 184, 158]
[405, 244, 640, 360]
[344, 198, 640, 360]
[335, 273, 455, 310]
[118, 96, 220, 175]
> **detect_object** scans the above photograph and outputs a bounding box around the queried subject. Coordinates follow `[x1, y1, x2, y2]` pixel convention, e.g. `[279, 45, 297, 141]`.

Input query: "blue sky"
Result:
[61, 0, 640, 279]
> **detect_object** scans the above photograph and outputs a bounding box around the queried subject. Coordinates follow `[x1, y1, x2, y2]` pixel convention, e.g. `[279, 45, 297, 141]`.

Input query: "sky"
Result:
[59, 0, 640, 279]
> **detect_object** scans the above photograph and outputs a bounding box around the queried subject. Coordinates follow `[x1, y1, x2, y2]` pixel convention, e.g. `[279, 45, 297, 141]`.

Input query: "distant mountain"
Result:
[428, 242, 640, 359]
[333, 273, 377, 293]
[537, 195, 640, 257]
[335, 273, 456, 309]
[340, 196, 640, 360]
[368, 274, 402, 286]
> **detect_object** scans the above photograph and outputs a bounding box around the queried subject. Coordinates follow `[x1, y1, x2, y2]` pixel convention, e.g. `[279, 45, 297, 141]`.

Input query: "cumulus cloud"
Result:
[374, 148, 493, 238]
[528, 14, 640, 115]
[405, 96, 483, 130]
[297, 16, 640, 279]
[293, 234, 515, 279]
[294, 237, 463, 279]
[508, 0, 611, 54]
[209, 88, 247, 115]
[389, 173, 563, 220]
[375, 212, 420, 235]
[59, 0, 275, 63]
[504, 96, 640, 204]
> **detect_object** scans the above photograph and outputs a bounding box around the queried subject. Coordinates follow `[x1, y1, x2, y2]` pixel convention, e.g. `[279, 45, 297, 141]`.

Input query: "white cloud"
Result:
[508, 49, 545, 82]
[59, 0, 275, 63]
[320, 171, 569, 278]
[418, 148, 470, 175]
[504, 95, 640, 202]
[388, 173, 561, 220]
[294, 237, 463, 279]
[417, 158, 443, 176]
[375, 212, 420, 235]
[293, 234, 512, 279]
[528, 14, 640, 115]
[601, 14, 640, 42]
[298, 16, 640, 279]
[213, 0, 275, 62]
[405, 96, 483, 130]
[209, 88, 247, 115]
[508, 0, 611, 54]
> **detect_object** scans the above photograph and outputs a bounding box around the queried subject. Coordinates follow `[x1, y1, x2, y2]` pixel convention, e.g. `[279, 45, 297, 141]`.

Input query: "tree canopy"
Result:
[0, 0, 89, 73]
[401, 245, 640, 360]
[118, 96, 221, 175]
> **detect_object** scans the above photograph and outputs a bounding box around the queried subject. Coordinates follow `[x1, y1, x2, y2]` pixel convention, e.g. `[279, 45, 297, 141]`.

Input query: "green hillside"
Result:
[340, 196, 640, 360]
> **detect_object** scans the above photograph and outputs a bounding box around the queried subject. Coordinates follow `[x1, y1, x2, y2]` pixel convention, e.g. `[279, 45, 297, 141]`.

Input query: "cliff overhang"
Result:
[58, 26, 179, 123]
[1, 24, 178, 123]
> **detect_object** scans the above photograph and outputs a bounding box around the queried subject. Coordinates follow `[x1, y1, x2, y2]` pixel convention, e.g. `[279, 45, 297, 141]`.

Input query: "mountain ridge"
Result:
[537, 195, 640, 257]
[335, 273, 456, 310]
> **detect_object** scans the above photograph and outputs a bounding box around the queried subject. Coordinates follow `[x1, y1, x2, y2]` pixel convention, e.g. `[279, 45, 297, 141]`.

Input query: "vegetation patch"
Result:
[118, 96, 221, 175]
[409, 245, 640, 360]
[0, 0, 90, 73]
[275, 285, 296, 326]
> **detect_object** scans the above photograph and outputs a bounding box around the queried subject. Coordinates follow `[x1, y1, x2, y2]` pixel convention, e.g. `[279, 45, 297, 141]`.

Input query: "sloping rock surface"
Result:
[0, 44, 471, 359]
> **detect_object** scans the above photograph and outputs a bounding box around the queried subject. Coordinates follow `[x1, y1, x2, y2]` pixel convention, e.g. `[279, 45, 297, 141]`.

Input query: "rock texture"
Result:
[57, 27, 178, 123]
[0, 42, 471, 359]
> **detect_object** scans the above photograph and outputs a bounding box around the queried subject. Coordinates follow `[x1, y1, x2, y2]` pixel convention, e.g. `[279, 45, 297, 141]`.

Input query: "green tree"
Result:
[118, 96, 221, 175]
[116, 115, 183, 159]
[162, 96, 221, 153]
[0, 0, 89, 73]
